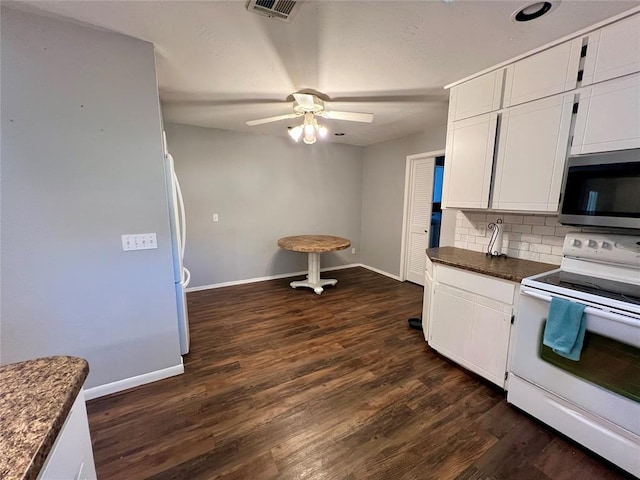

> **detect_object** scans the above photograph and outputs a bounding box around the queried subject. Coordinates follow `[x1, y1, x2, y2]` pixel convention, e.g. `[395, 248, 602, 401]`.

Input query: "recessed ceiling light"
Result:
[512, 1, 559, 22]
[334, 133, 345, 136]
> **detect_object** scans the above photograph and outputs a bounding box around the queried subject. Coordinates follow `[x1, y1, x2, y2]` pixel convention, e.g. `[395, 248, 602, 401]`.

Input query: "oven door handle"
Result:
[521, 288, 640, 327]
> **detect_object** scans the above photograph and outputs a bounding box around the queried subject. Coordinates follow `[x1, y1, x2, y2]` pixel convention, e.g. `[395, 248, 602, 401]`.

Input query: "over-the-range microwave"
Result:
[559, 149, 640, 230]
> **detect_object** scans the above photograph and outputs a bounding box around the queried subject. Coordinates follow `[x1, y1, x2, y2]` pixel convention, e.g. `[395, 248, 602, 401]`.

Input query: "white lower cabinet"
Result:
[38, 390, 97, 480]
[428, 265, 516, 388]
[421, 256, 435, 342]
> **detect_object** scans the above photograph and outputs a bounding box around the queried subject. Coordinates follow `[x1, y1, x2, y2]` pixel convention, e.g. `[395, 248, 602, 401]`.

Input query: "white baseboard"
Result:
[83, 361, 184, 400]
[359, 264, 402, 281]
[186, 263, 361, 292]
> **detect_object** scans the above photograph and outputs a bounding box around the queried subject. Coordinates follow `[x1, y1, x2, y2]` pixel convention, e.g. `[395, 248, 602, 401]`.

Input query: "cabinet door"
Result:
[492, 94, 574, 212]
[571, 72, 640, 155]
[430, 283, 473, 361]
[430, 283, 511, 388]
[582, 14, 640, 86]
[503, 38, 582, 107]
[448, 69, 505, 122]
[38, 390, 97, 480]
[442, 113, 497, 209]
[466, 296, 512, 386]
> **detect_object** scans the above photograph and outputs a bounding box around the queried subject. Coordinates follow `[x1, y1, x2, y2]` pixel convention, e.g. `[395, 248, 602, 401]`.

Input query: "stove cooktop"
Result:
[532, 270, 640, 306]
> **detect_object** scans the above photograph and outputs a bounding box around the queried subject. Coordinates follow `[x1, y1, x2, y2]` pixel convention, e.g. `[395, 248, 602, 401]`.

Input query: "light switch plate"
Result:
[122, 233, 158, 251]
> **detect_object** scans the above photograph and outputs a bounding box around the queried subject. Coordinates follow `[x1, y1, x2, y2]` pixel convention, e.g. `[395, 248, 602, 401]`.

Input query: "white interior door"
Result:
[405, 155, 435, 285]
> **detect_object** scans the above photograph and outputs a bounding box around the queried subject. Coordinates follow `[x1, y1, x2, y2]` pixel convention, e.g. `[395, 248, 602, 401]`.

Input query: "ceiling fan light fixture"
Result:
[288, 125, 303, 142]
[304, 123, 315, 136]
[303, 130, 317, 144]
[290, 111, 325, 145]
[247, 92, 373, 143]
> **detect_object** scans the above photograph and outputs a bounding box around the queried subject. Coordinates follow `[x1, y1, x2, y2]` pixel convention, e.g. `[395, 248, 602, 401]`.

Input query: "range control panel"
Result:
[563, 233, 640, 268]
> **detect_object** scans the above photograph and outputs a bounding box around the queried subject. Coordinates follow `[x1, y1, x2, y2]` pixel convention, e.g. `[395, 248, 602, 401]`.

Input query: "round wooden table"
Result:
[277, 235, 351, 294]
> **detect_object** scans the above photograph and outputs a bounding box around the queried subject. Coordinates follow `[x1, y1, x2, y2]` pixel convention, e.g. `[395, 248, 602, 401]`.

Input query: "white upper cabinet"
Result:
[582, 13, 640, 86]
[442, 113, 498, 209]
[448, 69, 505, 122]
[492, 94, 575, 212]
[503, 38, 583, 107]
[571, 72, 640, 155]
[442, 13, 640, 213]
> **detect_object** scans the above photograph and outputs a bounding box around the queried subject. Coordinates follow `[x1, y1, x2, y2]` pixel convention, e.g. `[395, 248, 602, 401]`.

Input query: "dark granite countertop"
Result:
[427, 246, 558, 283]
[0, 356, 89, 480]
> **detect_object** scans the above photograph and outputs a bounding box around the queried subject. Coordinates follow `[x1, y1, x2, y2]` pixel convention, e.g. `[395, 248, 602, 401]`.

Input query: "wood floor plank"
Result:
[533, 437, 634, 480]
[86, 267, 632, 480]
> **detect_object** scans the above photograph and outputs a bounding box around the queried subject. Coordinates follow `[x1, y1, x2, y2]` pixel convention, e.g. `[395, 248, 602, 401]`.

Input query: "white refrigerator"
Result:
[163, 136, 191, 355]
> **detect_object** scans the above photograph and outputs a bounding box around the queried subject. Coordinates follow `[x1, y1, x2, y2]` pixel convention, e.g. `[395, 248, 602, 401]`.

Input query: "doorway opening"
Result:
[430, 155, 445, 248]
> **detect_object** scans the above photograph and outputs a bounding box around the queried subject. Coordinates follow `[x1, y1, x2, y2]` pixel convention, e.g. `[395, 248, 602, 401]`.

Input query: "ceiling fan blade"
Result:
[320, 110, 374, 123]
[293, 93, 316, 110]
[246, 113, 301, 126]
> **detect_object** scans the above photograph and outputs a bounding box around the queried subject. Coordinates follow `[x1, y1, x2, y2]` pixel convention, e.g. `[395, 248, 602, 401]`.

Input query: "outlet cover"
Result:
[122, 233, 158, 251]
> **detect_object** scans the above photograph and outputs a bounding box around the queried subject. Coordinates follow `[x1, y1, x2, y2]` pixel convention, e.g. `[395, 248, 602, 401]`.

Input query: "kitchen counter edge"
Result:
[0, 356, 89, 480]
[426, 246, 558, 283]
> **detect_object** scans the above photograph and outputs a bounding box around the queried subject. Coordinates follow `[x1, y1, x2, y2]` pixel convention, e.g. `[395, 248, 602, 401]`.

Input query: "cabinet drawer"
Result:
[435, 264, 516, 305]
[583, 14, 640, 86]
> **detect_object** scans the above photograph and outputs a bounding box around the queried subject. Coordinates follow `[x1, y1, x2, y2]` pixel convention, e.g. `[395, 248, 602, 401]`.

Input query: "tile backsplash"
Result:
[454, 211, 571, 265]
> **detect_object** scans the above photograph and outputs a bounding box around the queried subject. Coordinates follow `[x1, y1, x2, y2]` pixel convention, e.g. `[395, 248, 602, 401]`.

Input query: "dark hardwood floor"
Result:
[87, 267, 633, 480]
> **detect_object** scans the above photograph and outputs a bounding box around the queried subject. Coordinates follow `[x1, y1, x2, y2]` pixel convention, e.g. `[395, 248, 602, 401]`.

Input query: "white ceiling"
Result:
[7, 0, 640, 146]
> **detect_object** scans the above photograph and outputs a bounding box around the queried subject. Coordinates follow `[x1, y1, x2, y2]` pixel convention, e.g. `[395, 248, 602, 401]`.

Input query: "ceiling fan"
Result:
[246, 93, 373, 144]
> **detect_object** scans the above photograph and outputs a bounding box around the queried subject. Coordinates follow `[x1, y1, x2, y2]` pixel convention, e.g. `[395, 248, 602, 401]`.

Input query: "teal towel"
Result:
[543, 297, 587, 361]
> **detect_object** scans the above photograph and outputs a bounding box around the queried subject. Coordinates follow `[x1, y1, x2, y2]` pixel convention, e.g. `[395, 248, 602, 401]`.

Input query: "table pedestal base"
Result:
[289, 252, 337, 295]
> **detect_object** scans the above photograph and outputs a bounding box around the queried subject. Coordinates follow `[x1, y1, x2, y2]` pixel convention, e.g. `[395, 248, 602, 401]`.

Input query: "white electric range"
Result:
[507, 232, 640, 477]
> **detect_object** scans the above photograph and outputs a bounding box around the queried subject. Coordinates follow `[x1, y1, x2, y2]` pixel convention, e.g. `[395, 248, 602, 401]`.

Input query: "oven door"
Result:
[510, 286, 640, 436]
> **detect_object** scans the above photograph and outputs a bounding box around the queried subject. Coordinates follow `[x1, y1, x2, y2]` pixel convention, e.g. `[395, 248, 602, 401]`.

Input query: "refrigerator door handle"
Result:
[173, 168, 187, 260]
[183, 267, 191, 287]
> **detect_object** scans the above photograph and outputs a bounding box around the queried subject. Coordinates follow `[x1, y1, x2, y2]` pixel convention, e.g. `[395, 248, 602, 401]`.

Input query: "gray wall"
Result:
[164, 123, 363, 288]
[361, 127, 450, 277]
[0, 8, 182, 388]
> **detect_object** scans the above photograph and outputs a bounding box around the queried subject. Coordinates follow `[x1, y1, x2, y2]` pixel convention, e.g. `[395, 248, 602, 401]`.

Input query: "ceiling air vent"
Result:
[246, 0, 302, 22]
